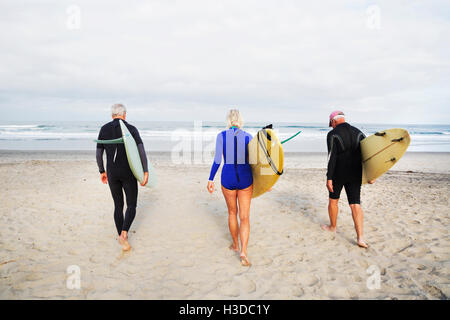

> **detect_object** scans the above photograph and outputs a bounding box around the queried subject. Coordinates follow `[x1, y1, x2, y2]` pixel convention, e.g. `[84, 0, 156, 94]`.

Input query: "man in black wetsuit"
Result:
[96, 104, 149, 251]
[321, 111, 372, 248]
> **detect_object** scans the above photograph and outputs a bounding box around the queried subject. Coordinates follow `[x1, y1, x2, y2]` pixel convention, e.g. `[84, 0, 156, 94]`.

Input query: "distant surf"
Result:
[0, 121, 449, 152]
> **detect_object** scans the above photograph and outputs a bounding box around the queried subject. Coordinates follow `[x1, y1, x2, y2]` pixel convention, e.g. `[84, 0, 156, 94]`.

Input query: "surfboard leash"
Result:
[94, 137, 124, 144]
[281, 130, 302, 144]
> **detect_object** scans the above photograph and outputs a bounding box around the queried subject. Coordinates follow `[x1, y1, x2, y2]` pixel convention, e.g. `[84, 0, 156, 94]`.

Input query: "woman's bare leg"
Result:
[237, 185, 253, 265]
[222, 186, 239, 251]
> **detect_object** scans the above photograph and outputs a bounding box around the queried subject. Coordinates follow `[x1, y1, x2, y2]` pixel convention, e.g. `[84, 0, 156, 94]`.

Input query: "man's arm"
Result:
[129, 126, 148, 172]
[356, 129, 366, 146]
[357, 130, 376, 184]
[326, 132, 337, 181]
[96, 148, 105, 173]
[97, 128, 108, 184]
[137, 143, 148, 173]
[130, 126, 149, 186]
[96, 128, 106, 174]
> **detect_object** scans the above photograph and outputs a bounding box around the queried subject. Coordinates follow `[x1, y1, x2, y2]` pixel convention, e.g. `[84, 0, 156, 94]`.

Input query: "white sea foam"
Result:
[0, 122, 448, 152]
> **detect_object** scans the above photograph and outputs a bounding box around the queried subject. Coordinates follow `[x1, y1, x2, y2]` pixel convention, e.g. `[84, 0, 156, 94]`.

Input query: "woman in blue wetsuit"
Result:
[207, 109, 253, 267]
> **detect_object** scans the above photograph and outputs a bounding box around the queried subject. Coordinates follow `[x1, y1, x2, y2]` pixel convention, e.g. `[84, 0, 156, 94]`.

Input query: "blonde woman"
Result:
[207, 109, 254, 266]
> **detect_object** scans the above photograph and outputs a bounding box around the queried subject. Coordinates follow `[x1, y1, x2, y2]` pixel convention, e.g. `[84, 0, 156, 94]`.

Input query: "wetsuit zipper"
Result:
[234, 135, 240, 183]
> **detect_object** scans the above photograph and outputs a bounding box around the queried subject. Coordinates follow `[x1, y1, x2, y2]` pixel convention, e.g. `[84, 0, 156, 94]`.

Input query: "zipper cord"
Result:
[234, 130, 240, 182]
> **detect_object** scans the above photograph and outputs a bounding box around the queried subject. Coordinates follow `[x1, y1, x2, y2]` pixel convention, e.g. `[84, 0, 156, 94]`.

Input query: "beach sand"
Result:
[0, 151, 449, 300]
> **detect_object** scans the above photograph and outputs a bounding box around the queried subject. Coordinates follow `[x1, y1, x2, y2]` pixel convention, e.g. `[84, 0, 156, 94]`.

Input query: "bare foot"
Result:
[229, 244, 240, 253]
[240, 255, 251, 267]
[357, 238, 369, 248]
[122, 239, 132, 251]
[321, 224, 336, 232]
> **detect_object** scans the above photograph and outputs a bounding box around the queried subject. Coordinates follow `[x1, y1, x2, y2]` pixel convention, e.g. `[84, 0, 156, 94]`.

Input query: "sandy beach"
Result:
[0, 151, 449, 300]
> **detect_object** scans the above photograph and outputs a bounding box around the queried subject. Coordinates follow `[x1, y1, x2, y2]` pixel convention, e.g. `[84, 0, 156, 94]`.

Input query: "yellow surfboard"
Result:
[248, 128, 284, 198]
[361, 128, 411, 184]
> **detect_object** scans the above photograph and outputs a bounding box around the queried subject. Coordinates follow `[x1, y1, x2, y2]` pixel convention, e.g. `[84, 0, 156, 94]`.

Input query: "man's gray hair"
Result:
[111, 103, 127, 117]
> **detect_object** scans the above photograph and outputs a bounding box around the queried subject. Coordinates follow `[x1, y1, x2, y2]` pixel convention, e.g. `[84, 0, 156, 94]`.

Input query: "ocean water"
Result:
[0, 121, 449, 152]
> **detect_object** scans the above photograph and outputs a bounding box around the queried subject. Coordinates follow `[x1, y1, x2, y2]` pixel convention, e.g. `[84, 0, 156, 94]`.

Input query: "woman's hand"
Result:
[207, 181, 215, 194]
[141, 172, 149, 187]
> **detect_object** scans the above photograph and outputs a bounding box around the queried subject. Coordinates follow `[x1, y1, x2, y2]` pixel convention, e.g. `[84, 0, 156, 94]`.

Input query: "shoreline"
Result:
[1, 150, 449, 174]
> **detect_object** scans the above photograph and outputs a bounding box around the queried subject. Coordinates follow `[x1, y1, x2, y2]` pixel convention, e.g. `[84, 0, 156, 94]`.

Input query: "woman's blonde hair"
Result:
[226, 109, 243, 128]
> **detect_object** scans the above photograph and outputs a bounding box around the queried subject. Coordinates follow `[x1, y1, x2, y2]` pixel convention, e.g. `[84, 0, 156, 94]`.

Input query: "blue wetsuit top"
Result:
[209, 127, 253, 190]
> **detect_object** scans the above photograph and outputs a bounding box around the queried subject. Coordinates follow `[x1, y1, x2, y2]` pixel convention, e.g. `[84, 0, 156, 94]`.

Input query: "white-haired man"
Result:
[322, 110, 372, 248]
[96, 104, 149, 251]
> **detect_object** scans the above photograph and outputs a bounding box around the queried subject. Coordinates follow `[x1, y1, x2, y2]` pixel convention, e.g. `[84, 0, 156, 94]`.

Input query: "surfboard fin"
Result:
[94, 138, 124, 144]
[391, 137, 404, 142]
[375, 132, 386, 136]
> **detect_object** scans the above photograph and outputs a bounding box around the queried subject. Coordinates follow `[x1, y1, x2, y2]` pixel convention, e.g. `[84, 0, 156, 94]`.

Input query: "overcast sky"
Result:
[0, 0, 449, 124]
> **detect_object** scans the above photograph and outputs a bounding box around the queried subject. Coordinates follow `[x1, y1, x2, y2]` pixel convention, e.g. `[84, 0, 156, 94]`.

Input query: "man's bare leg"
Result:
[349, 204, 368, 248]
[322, 198, 339, 232]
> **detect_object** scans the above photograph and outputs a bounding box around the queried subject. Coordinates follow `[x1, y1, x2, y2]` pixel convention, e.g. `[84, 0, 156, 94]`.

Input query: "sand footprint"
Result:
[423, 284, 447, 300]
[177, 258, 195, 268]
[296, 273, 320, 287]
[240, 278, 257, 294]
[216, 281, 240, 297]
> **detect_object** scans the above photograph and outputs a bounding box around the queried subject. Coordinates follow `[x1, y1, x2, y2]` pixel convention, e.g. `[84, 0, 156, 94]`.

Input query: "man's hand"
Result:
[207, 181, 215, 194]
[141, 172, 149, 187]
[101, 172, 108, 184]
[326, 180, 333, 193]
[368, 179, 376, 184]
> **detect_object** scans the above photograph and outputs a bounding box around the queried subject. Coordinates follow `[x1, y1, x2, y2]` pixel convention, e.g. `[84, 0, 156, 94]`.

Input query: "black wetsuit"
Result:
[96, 119, 148, 235]
[326, 122, 366, 204]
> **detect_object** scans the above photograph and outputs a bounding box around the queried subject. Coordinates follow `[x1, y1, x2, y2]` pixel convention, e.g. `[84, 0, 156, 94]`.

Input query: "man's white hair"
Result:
[226, 109, 243, 128]
[333, 114, 345, 121]
[111, 103, 127, 117]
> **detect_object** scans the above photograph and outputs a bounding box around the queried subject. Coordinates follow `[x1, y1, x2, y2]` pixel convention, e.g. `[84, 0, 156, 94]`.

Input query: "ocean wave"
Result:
[35, 138, 62, 141]
[202, 125, 327, 129]
[1, 130, 449, 140]
[283, 125, 326, 129]
[408, 131, 448, 135]
[0, 131, 95, 139]
[37, 125, 57, 129]
[0, 125, 57, 132]
[0, 125, 40, 128]
[0, 123, 449, 145]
